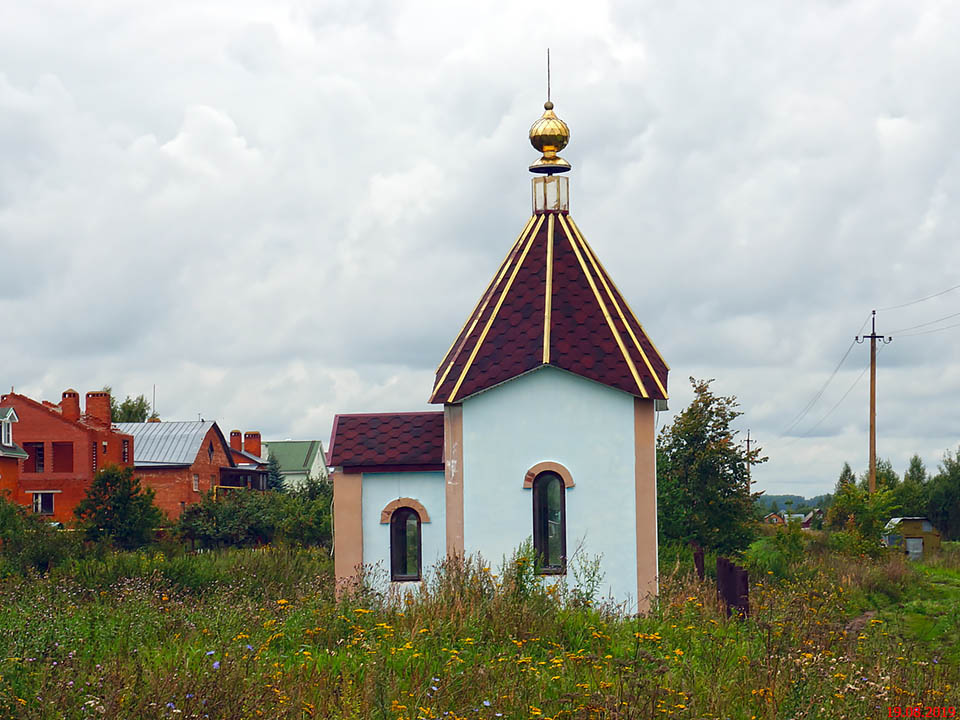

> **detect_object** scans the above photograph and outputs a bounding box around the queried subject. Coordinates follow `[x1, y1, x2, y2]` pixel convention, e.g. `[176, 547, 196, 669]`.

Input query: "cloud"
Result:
[1, 0, 959, 495]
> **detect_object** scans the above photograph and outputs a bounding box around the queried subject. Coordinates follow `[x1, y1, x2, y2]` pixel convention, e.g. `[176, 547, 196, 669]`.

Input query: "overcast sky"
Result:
[2, 0, 958, 496]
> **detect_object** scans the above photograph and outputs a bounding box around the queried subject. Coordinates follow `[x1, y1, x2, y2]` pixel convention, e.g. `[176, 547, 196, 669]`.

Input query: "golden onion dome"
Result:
[529, 100, 571, 174]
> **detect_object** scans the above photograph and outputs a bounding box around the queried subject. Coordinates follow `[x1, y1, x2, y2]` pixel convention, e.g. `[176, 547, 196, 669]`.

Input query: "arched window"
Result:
[390, 507, 422, 582]
[532, 472, 566, 574]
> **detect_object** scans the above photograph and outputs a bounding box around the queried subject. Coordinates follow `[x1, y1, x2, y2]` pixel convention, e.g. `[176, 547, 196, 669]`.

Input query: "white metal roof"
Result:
[115, 421, 216, 466]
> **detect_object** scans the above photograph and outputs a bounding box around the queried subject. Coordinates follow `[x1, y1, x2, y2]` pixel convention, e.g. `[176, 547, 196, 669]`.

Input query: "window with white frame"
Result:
[33, 492, 55, 515]
[193, 474, 199, 492]
[0, 421, 10, 446]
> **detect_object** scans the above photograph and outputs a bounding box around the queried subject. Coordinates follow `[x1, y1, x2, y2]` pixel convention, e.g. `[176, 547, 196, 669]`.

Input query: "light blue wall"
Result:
[361, 471, 445, 587]
[461, 366, 640, 608]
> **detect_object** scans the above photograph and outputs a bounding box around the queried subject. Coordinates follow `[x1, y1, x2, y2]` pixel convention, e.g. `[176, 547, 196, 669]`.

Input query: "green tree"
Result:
[858, 458, 899, 491]
[74, 465, 164, 549]
[102, 386, 158, 422]
[928, 447, 960, 540]
[892, 454, 929, 517]
[824, 480, 895, 555]
[657, 377, 765, 553]
[0, 495, 75, 573]
[266, 454, 285, 492]
[835, 462, 856, 494]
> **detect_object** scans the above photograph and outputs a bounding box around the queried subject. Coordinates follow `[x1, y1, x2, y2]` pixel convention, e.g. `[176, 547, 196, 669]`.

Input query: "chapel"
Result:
[328, 94, 669, 610]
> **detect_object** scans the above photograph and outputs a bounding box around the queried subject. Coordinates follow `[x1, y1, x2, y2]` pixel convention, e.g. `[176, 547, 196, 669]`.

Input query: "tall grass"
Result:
[0, 543, 956, 719]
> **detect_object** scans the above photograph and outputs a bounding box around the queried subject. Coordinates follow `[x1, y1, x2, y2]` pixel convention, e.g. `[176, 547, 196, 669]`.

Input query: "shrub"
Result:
[0, 494, 77, 574]
[744, 520, 805, 578]
[74, 465, 164, 549]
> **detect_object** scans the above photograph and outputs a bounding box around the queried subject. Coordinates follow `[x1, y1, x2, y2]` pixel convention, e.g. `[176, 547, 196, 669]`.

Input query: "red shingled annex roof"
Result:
[430, 212, 669, 404]
[327, 412, 444, 473]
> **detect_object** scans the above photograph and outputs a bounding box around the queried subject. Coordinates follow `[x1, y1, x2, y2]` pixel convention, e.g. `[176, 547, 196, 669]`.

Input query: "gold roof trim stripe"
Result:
[446, 214, 546, 403]
[567, 219, 668, 399]
[569, 217, 671, 374]
[558, 215, 649, 399]
[430, 215, 537, 402]
[542, 214, 555, 364]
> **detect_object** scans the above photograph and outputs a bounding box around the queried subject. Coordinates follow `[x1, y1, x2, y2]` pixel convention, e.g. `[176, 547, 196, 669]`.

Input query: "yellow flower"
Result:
[674, 648, 684, 656]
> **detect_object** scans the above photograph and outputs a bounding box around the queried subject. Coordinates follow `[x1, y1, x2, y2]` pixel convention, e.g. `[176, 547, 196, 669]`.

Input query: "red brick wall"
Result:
[0, 394, 134, 524]
[136, 426, 234, 520]
[0, 457, 20, 499]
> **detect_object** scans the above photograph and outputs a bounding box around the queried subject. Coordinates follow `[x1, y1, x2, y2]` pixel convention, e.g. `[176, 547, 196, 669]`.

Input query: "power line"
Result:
[780, 314, 871, 436]
[898, 320, 960, 338]
[793, 344, 886, 441]
[877, 283, 960, 311]
[890, 309, 960, 335]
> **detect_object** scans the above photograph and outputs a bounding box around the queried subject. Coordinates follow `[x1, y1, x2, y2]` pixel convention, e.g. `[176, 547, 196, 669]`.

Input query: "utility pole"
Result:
[745, 429, 752, 490]
[856, 310, 892, 494]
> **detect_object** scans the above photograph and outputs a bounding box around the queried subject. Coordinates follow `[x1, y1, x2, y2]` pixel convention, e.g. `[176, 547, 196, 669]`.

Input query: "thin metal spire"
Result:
[547, 48, 551, 103]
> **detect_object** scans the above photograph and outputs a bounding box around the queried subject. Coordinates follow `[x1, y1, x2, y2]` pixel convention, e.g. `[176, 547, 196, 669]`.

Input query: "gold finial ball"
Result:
[529, 101, 570, 154]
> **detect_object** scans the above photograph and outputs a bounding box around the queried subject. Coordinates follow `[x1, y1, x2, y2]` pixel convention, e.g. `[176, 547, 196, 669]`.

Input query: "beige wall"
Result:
[634, 398, 658, 612]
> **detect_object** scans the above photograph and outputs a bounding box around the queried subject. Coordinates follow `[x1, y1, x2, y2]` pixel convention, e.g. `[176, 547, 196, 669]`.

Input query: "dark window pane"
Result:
[533, 472, 566, 574]
[390, 507, 421, 581]
[52, 442, 73, 473]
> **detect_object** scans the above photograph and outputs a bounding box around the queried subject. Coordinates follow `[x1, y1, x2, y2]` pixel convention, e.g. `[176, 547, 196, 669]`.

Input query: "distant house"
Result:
[227, 430, 270, 479]
[0, 389, 135, 523]
[115, 421, 266, 520]
[764, 509, 822, 529]
[883, 517, 941, 559]
[0, 407, 28, 499]
[262, 439, 329, 489]
[801, 508, 823, 529]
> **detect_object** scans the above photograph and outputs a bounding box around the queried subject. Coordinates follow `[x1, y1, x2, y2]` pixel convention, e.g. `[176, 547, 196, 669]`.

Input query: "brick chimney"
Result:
[61, 389, 81, 421]
[230, 430, 242, 452]
[85, 391, 112, 425]
[243, 431, 261, 458]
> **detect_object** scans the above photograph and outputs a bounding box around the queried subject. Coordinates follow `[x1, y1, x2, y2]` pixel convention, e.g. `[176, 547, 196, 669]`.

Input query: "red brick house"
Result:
[227, 430, 269, 484]
[0, 407, 28, 499]
[0, 390, 135, 523]
[115, 421, 267, 519]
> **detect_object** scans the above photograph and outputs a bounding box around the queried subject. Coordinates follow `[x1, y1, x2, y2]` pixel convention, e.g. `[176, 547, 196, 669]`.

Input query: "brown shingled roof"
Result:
[430, 212, 668, 404]
[327, 412, 444, 472]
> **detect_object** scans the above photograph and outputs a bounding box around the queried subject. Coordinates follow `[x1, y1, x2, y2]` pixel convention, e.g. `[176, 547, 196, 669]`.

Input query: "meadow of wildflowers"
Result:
[0, 540, 957, 719]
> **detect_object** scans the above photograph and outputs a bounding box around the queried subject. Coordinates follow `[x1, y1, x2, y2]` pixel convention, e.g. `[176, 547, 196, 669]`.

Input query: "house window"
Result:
[24, 442, 44, 473]
[32, 492, 55, 515]
[122, 439, 130, 464]
[390, 507, 422, 582]
[0, 421, 10, 446]
[208, 441, 214, 463]
[52, 442, 74, 473]
[532, 471, 566, 574]
[91, 441, 98, 472]
[193, 474, 199, 492]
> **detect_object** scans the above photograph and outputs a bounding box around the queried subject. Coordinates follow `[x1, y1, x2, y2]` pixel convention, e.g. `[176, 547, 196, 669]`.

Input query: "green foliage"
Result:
[266, 453, 285, 492]
[835, 461, 856, 493]
[744, 520, 805, 578]
[858, 457, 899, 491]
[0, 495, 77, 575]
[928, 447, 960, 540]
[176, 478, 333, 549]
[891, 454, 930, 517]
[74, 465, 164, 550]
[824, 480, 895, 557]
[657, 377, 765, 553]
[103, 385, 157, 422]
